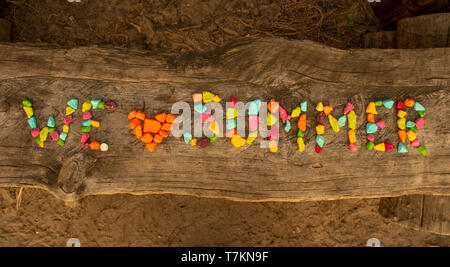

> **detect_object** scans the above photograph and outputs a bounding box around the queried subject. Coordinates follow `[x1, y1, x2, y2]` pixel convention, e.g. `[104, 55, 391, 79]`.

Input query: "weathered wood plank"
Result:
[397, 13, 450, 48]
[0, 38, 448, 202]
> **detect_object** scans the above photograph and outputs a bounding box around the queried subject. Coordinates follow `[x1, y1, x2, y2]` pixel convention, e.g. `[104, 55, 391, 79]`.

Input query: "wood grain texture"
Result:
[0, 38, 448, 202]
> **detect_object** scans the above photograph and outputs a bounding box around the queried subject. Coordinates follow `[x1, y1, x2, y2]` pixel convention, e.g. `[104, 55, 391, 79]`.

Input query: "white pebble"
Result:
[100, 143, 108, 152]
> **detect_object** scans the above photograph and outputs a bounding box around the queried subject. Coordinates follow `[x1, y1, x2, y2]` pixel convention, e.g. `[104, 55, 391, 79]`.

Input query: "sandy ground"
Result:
[0, 0, 448, 246]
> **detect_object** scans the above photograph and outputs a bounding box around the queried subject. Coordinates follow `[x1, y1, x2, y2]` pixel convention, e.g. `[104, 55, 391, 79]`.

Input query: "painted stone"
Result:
[344, 102, 354, 114]
[31, 128, 40, 138]
[404, 98, 415, 107]
[40, 127, 49, 142]
[406, 121, 415, 128]
[226, 108, 238, 119]
[209, 121, 220, 136]
[91, 100, 101, 109]
[366, 134, 375, 142]
[269, 141, 278, 153]
[374, 100, 383, 106]
[366, 141, 374, 150]
[414, 102, 425, 111]
[315, 102, 324, 112]
[410, 139, 420, 147]
[66, 106, 76, 116]
[192, 93, 202, 103]
[194, 104, 207, 114]
[316, 112, 326, 125]
[249, 115, 259, 132]
[366, 102, 377, 114]
[385, 143, 395, 151]
[100, 143, 109, 151]
[382, 99, 394, 109]
[348, 129, 356, 144]
[269, 126, 279, 141]
[398, 130, 406, 143]
[67, 99, 78, 110]
[202, 91, 215, 103]
[226, 119, 236, 130]
[81, 126, 91, 133]
[398, 142, 408, 153]
[374, 143, 385, 151]
[397, 118, 406, 129]
[212, 95, 221, 102]
[417, 111, 425, 118]
[80, 133, 90, 144]
[328, 115, 339, 132]
[415, 118, 425, 129]
[59, 132, 68, 141]
[284, 119, 291, 132]
[267, 99, 279, 113]
[297, 137, 305, 152]
[279, 106, 288, 123]
[397, 101, 405, 110]
[22, 99, 32, 107]
[23, 106, 33, 119]
[248, 99, 261, 116]
[316, 124, 324, 135]
[105, 101, 117, 109]
[367, 113, 375, 123]
[417, 146, 427, 156]
[348, 143, 357, 152]
[316, 135, 325, 148]
[338, 115, 346, 127]
[231, 135, 246, 148]
[82, 100, 92, 112]
[297, 129, 304, 137]
[90, 120, 100, 128]
[291, 107, 301, 118]
[375, 120, 386, 128]
[300, 101, 307, 112]
[210, 135, 218, 142]
[27, 117, 37, 128]
[297, 114, 307, 132]
[315, 145, 322, 154]
[267, 113, 277, 126]
[50, 131, 59, 141]
[197, 137, 210, 149]
[347, 110, 356, 130]
[407, 130, 416, 142]
[323, 106, 333, 116]
[397, 110, 407, 118]
[63, 116, 73, 125]
[366, 123, 378, 134]
[47, 117, 55, 128]
[184, 132, 192, 144]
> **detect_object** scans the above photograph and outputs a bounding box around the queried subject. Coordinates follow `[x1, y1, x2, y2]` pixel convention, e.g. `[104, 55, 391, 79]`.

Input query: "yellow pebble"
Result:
[316, 124, 324, 135]
[212, 95, 221, 102]
[315, 102, 324, 112]
[328, 114, 339, 133]
[90, 120, 100, 128]
[246, 135, 256, 145]
[297, 137, 305, 152]
[407, 130, 416, 141]
[267, 113, 277, 126]
[347, 110, 357, 130]
[39, 142, 45, 148]
[202, 91, 215, 103]
[397, 110, 407, 118]
[348, 129, 356, 144]
[231, 136, 246, 148]
[62, 125, 69, 133]
[40, 127, 49, 142]
[269, 141, 278, 152]
[82, 101, 92, 112]
[190, 138, 197, 146]
[66, 106, 76, 116]
[397, 118, 406, 129]
[209, 121, 220, 136]
[374, 143, 385, 151]
[291, 107, 301, 118]
[226, 108, 237, 119]
[366, 102, 378, 114]
[23, 106, 34, 119]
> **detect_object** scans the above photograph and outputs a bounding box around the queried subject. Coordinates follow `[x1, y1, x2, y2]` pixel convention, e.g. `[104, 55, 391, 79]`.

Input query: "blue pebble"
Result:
[300, 101, 307, 112]
[382, 99, 394, 109]
[414, 102, 425, 111]
[91, 100, 101, 109]
[338, 115, 347, 127]
[406, 121, 415, 128]
[67, 99, 79, 110]
[59, 132, 68, 141]
[284, 119, 291, 132]
[316, 135, 325, 148]
[82, 120, 92, 126]
[226, 119, 236, 130]
[366, 123, 378, 134]
[27, 116, 37, 129]
[183, 132, 192, 144]
[194, 104, 207, 114]
[248, 99, 261, 116]
[47, 116, 55, 128]
[397, 142, 408, 153]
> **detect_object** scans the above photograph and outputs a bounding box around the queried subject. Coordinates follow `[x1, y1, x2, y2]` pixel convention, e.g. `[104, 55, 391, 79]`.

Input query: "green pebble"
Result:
[35, 136, 41, 144]
[297, 129, 304, 137]
[210, 135, 218, 142]
[81, 126, 91, 133]
[417, 111, 425, 118]
[410, 126, 418, 133]
[366, 141, 374, 150]
[98, 101, 105, 110]
[374, 100, 383, 106]
[22, 99, 32, 107]
[57, 139, 65, 147]
[48, 127, 56, 133]
[417, 146, 427, 156]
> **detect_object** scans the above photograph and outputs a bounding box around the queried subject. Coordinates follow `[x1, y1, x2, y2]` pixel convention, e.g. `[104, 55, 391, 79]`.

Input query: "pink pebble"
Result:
[201, 113, 212, 123]
[348, 143, 357, 152]
[410, 139, 420, 147]
[415, 118, 425, 129]
[81, 143, 90, 149]
[63, 116, 72, 125]
[80, 133, 90, 144]
[229, 97, 237, 108]
[279, 106, 288, 123]
[83, 111, 92, 120]
[31, 128, 40, 138]
[366, 134, 375, 142]
[375, 120, 386, 128]
[249, 115, 259, 132]
[204, 115, 215, 124]
[287, 115, 291, 120]
[50, 131, 59, 141]
[269, 125, 279, 141]
[344, 102, 355, 115]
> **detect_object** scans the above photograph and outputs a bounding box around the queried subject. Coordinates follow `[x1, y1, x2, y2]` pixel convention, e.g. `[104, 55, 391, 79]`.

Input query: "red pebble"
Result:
[315, 145, 322, 154]
[385, 143, 395, 151]
[397, 101, 405, 110]
[230, 96, 237, 108]
[197, 137, 210, 149]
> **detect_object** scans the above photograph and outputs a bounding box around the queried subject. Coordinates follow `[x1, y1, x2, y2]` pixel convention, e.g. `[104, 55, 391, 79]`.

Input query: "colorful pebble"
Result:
[366, 123, 378, 134]
[366, 102, 377, 114]
[397, 142, 408, 153]
[31, 128, 40, 138]
[382, 99, 394, 109]
[397, 118, 406, 129]
[300, 101, 307, 112]
[47, 117, 55, 128]
[343, 102, 354, 114]
[414, 102, 425, 111]
[27, 117, 37, 128]
[375, 120, 386, 129]
[328, 115, 339, 132]
[338, 116, 346, 127]
[347, 110, 356, 130]
[91, 100, 101, 109]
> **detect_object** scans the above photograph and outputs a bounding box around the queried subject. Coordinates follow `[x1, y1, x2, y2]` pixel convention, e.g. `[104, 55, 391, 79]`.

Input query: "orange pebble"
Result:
[165, 114, 177, 123]
[227, 129, 237, 139]
[90, 141, 100, 150]
[367, 113, 375, 123]
[155, 113, 167, 123]
[161, 122, 172, 131]
[128, 110, 137, 120]
[323, 106, 333, 116]
[404, 98, 415, 107]
[297, 113, 307, 132]
[146, 142, 157, 152]
[398, 130, 406, 143]
[143, 119, 161, 133]
[267, 99, 279, 113]
[192, 93, 202, 103]
[134, 124, 143, 139]
[159, 130, 169, 138]
[130, 118, 141, 129]
[153, 134, 164, 143]
[135, 110, 146, 120]
[140, 133, 153, 143]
